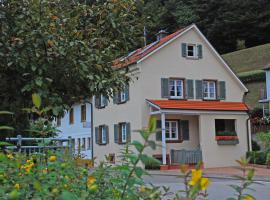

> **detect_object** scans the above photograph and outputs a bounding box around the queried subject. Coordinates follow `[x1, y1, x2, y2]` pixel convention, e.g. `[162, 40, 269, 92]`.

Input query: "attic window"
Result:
[187, 44, 196, 58]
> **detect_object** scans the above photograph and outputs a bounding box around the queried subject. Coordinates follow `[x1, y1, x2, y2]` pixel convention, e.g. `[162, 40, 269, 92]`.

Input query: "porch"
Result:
[146, 99, 250, 168]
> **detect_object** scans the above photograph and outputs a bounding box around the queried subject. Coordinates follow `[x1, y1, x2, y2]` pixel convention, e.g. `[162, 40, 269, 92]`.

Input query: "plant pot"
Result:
[217, 139, 239, 145]
[160, 165, 169, 170]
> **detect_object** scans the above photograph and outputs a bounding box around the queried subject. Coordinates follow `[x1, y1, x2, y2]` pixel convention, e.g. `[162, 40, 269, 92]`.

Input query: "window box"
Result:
[217, 140, 239, 145]
[215, 136, 239, 141]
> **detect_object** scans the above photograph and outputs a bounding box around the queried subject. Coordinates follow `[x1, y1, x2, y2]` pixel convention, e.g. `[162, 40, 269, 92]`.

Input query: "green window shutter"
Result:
[95, 96, 100, 108]
[156, 120, 162, 141]
[114, 124, 119, 143]
[105, 125, 109, 144]
[95, 127, 99, 144]
[126, 122, 131, 142]
[181, 43, 187, 57]
[161, 78, 169, 98]
[186, 79, 194, 99]
[197, 44, 203, 59]
[218, 81, 226, 100]
[195, 80, 203, 99]
[125, 85, 129, 101]
[181, 120, 189, 140]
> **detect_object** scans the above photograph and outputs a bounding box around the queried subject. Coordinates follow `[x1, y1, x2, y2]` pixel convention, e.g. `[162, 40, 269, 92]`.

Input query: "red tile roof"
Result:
[113, 26, 190, 69]
[148, 100, 249, 111]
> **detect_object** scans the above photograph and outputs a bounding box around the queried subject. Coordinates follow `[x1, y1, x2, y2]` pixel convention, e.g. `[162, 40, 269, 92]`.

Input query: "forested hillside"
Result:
[136, 0, 270, 54]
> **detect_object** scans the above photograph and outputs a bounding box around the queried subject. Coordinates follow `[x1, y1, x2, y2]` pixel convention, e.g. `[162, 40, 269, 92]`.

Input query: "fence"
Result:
[251, 124, 270, 134]
[170, 149, 202, 164]
[5, 135, 73, 155]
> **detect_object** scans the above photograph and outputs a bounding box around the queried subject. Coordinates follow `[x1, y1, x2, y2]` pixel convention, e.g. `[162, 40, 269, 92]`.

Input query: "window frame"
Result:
[165, 120, 179, 141]
[99, 94, 106, 108]
[215, 119, 237, 136]
[81, 104, 86, 122]
[69, 108, 74, 124]
[169, 78, 185, 99]
[120, 91, 126, 103]
[121, 123, 127, 143]
[186, 44, 197, 58]
[203, 80, 217, 100]
[100, 126, 107, 144]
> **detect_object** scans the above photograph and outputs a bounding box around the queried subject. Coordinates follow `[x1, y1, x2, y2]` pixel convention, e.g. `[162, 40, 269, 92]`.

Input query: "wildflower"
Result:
[139, 186, 146, 192]
[189, 169, 202, 186]
[87, 175, 96, 188]
[14, 183, 20, 190]
[49, 156, 57, 162]
[200, 178, 210, 191]
[244, 195, 254, 200]
[7, 154, 14, 160]
[47, 40, 54, 47]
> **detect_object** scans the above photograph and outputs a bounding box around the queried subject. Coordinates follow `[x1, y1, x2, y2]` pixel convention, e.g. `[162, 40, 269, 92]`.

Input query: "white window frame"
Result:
[203, 80, 216, 100]
[165, 121, 178, 141]
[169, 79, 184, 99]
[186, 44, 197, 58]
[120, 91, 126, 103]
[121, 123, 127, 143]
[100, 94, 106, 107]
[101, 126, 107, 144]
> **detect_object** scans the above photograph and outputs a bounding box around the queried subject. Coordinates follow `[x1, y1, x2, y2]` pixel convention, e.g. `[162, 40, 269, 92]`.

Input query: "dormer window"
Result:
[187, 44, 196, 58]
[169, 79, 184, 99]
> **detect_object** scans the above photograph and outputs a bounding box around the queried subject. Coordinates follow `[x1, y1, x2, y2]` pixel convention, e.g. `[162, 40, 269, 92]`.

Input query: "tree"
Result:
[0, 0, 142, 135]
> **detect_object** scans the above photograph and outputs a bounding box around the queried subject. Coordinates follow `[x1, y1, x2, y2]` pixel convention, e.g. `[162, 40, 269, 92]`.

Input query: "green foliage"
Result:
[257, 132, 270, 151]
[227, 157, 258, 200]
[251, 140, 261, 151]
[246, 151, 266, 165]
[0, 0, 142, 134]
[266, 153, 270, 167]
[238, 70, 265, 83]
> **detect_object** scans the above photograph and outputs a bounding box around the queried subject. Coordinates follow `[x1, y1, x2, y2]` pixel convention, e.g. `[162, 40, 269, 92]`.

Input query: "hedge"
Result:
[238, 70, 265, 83]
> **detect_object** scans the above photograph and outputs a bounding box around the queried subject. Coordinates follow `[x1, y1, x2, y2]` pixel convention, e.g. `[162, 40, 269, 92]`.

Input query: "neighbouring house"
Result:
[259, 63, 270, 116]
[57, 102, 93, 159]
[92, 24, 251, 168]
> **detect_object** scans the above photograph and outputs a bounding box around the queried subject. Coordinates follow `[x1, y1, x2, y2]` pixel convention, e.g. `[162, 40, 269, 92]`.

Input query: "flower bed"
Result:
[215, 132, 239, 145]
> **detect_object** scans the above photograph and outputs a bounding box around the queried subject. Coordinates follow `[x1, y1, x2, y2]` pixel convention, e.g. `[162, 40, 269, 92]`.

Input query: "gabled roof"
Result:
[113, 24, 248, 92]
[113, 25, 191, 69]
[147, 99, 249, 112]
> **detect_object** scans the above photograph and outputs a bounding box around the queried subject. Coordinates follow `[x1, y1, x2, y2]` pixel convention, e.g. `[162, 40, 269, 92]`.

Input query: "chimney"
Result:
[156, 30, 168, 41]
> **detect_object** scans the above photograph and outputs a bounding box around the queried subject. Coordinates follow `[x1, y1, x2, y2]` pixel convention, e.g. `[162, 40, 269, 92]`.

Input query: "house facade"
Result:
[57, 102, 92, 159]
[92, 24, 251, 168]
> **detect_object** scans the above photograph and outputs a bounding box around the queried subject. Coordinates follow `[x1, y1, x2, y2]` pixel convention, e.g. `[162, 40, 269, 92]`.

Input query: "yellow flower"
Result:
[244, 195, 254, 200]
[7, 154, 14, 159]
[87, 176, 96, 188]
[200, 178, 210, 191]
[14, 183, 20, 190]
[47, 40, 54, 47]
[49, 156, 57, 162]
[139, 186, 146, 192]
[189, 169, 202, 186]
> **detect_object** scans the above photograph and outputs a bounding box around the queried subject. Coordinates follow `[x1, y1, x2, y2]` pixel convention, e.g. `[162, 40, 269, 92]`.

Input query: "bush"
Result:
[246, 151, 266, 165]
[238, 70, 265, 83]
[252, 140, 261, 151]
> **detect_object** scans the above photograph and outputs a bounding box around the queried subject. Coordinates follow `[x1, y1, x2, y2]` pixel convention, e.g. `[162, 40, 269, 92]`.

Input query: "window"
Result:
[203, 80, 216, 99]
[87, 137, 91, 150]
[77, 138, 81, 150]
[165, 121, 178, 140]
[56, 116, 61, 127]
[71, 139, 75, 150]
[215, 119, 236, 135]
[187, 44, 196, 58]
[69, 108, 74, 124]
[120, 91, 126, 103]
[169, 79, 184, 99]
[81, 104, 86, 122]
[101, 126, 107, 144]
[120, 123, 127, 143]
[82, 138, 86, 151]
[100, 95, 106, 107]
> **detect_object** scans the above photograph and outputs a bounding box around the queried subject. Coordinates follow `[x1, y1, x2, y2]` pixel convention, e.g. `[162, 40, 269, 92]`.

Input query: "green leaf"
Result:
[132, 140, 144, 152]
[0, 111, 13, 115]
[32, 93, 41, 109]
[134, 167, 144, 178]
[148, 117, 157, 132]
[0, 126, 14, 131]
[59, 191, 78, 200]
[148, 140, 156, 150]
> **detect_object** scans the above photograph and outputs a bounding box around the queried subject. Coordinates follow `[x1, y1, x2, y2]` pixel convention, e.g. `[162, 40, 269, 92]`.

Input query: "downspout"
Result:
[85, 100, 94, 162]
[243, 91, 251, 152]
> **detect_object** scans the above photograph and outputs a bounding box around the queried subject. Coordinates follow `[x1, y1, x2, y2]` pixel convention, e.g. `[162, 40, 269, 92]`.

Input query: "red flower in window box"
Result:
[215, 136, 239, 141]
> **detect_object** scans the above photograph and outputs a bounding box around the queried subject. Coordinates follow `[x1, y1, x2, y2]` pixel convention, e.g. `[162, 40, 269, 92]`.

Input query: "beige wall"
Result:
[92, 26, 249, 167]
[199, 113, 249, 168]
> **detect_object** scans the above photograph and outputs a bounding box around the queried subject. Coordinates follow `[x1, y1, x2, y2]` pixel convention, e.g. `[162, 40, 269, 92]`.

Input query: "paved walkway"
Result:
[147, 165, 270, 181]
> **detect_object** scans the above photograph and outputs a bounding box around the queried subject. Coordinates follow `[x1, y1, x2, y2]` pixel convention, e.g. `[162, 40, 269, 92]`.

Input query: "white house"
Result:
[57, 102, 92, 159]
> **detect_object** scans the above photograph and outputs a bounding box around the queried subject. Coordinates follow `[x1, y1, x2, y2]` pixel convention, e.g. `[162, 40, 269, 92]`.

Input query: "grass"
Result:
[244, 81, 266, 108]
[222, 43, 270, 73]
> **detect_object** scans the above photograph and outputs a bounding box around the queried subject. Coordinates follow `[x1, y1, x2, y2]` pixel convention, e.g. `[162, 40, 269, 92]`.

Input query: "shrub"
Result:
[246, 151, 266, 165]
[238, 70, 265, 83]
[252, 140, 261, 151]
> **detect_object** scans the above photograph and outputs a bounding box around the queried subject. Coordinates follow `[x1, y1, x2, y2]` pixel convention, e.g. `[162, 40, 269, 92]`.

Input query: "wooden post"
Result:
[161, 113, 167, 165]
[17, 135, 22, 153]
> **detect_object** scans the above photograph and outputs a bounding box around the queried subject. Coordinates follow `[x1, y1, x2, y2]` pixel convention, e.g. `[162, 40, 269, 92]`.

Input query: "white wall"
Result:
[58, 102, 92, 159]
